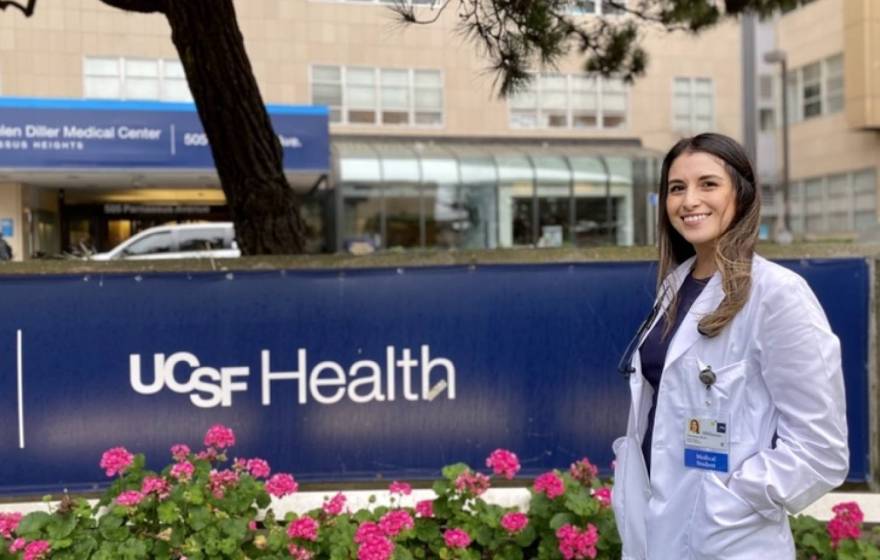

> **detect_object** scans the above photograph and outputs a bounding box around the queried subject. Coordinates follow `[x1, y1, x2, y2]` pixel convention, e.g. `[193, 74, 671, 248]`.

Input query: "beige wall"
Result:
[843, 0, 880, 129]
[777, 0, 880, 182]
[0, 1, 741, 149]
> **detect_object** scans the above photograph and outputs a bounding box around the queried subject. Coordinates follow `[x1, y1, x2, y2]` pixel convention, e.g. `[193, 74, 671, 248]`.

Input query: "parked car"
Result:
[89, 223, 240, 261]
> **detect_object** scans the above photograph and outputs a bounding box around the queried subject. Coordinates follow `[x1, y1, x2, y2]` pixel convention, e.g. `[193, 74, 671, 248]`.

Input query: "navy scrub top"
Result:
[639, 273, 709, 473]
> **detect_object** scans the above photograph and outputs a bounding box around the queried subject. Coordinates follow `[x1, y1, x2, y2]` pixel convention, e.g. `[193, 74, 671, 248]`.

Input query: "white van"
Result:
[90, 223, 240, 261]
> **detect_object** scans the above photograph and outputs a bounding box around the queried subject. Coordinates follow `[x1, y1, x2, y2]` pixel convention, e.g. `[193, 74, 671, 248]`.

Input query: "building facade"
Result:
[751, 0, 879, 241]
[0, 0, 742, 259]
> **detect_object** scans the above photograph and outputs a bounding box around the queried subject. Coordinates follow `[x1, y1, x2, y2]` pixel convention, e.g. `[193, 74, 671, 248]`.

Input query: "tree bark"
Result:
[101, 0, 307, 254]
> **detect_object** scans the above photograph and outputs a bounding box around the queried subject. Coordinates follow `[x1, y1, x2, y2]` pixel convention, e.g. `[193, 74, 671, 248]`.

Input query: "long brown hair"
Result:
[656, 133, 761, 337]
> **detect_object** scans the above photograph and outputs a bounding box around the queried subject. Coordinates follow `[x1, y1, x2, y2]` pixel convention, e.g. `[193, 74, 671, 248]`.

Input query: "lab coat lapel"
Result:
[662, 268, 725, 371]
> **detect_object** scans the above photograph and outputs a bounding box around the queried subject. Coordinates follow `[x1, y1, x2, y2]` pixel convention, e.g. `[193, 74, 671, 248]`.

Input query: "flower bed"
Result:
[0, 425, 875, 559]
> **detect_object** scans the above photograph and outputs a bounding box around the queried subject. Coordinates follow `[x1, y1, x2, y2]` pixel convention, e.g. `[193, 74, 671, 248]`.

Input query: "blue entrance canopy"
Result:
[0, 97, 329, 172]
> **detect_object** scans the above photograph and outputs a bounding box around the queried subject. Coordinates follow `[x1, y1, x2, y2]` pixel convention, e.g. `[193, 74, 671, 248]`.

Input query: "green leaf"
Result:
[441, 463, 470, 482]
[187, 506, 212, 531]
[98, 513, 129, 542]
[16, 511, 52, 538]
[157, 501, 182, 524]
[46, 514, 78, 539]
[549, 512, 574, 530]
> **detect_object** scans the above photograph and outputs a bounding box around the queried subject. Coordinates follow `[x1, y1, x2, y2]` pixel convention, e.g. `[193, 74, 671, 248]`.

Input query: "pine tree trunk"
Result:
[100, 0, 307, 255]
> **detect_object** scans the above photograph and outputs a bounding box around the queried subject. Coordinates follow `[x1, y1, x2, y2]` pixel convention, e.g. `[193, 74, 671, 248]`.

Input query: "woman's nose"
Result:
[682, 186, 700, 208]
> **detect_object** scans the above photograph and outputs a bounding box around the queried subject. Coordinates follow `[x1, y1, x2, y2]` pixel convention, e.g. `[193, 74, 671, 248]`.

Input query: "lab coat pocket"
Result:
[688, 473, 788, 560]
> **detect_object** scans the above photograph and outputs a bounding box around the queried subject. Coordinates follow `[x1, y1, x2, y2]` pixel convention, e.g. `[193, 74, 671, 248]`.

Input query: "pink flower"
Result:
[534, 472, 565, 500]
[570, 458, 599, 486]
[378, 510, 414, 536]
[486, 449, 521, 480]
[195, 448, 218, 462]
[827, 501, 864, 548]
[500, 512, 528, 534]
[454, 470, 491, 496]
[323, 492, 346, 516]
[265, 473, 298, 498]
[23, 540, 51, 560]
[287, 517, 319, 542]
[592, 487, 611, 508]
[249, 520, 258, 531]
[9, 538, 25, 552]
[170, 444, 190, 462]
[209, 469, 240, 499]
[99, 447, 134, 477]
[388, 481, 412, 496]
[355, 522, 384, 544]
[115, 490, 144, 507]
[444, 528, 471, 549]
[170, 461, 195, 481]
[356, 522, 395, 560]
[288, 544, 314, 560]
[246, 458, 271, 479]
[357, 536, 394, 560]
[556, 524, 599, 560]
[203, 424, 236, 449]
[415, 499, 434, 518]
[0, 512, 22, 539]
[141, 476, 170, 500]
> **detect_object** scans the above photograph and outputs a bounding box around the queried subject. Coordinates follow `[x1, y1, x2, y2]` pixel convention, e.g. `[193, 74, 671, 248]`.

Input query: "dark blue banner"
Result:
[0, 97, 329, 171]
[0, 259, 869, 495]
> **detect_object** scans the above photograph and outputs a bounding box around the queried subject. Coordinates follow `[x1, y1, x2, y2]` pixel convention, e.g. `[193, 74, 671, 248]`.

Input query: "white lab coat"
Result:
[611, 254, 849, 560]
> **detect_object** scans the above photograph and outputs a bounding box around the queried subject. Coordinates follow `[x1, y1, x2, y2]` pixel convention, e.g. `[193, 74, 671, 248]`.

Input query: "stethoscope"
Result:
[616, 284, 717, 389]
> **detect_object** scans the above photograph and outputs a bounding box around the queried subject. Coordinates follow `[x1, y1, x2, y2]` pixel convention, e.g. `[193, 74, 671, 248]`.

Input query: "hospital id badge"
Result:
[683, 416, 729, 473]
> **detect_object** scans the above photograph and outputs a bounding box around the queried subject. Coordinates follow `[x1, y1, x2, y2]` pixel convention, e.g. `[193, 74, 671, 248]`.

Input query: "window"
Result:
[84, 57, 121, 99]
[123, 232, 173, 256]
[84, 57, 193, 102]
[673, 77, 713, 133]
[801, 62, 822, 118]
[178, 228, 232, 252]
[162, 60, 192, 102]
[759, 74, 774, 100]
[311, 65, 443, 127]
[508, 73, 627, 130]
[854, 170, 877, 231]
[569, 0, 625, 14]
[347, 67, 377, 124]
[312, 66, 342, 123]
[784, 54, 844, 123]
[759, 108, 775, 131]
[825, 55, 844, 114]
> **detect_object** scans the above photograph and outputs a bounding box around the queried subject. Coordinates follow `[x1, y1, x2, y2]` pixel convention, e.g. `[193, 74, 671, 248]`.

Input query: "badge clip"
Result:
[698, 364, 716, 390]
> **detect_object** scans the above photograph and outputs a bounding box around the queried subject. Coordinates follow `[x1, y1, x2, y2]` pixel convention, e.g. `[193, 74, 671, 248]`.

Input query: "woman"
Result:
[611, 133, 849, 559]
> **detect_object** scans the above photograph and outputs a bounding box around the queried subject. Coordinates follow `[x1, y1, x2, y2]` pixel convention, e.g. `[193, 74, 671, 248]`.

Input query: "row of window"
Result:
[763, 169, 876, 235]
[508, 73, 628, 130]
[80, 57, 716, 133]
[84, 57, 193, 102]
[311, 65, 443, 126]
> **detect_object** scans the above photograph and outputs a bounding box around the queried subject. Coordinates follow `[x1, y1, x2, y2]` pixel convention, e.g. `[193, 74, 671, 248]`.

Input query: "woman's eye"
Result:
[669, 184, 684, 192]
[702, 181, 717, 188]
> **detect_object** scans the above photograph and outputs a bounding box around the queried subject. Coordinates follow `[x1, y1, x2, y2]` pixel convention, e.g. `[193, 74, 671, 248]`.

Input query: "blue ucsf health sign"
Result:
[0, 97, 329, 171]
[0, 259, 870, 495]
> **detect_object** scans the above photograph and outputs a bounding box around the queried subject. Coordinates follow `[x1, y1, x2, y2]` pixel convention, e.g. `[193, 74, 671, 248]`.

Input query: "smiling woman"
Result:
[611, 133, 849, 560]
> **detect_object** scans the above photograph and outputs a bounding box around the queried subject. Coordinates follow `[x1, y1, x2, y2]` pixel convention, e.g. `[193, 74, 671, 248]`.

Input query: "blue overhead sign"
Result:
[0, 97, 329, 172]
[0, 259, 870, 495]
